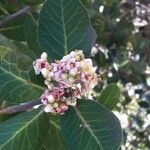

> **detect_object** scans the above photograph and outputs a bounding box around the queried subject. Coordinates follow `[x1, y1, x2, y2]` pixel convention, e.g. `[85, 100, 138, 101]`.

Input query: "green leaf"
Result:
[0, 109, 68, 150]
[0, 109, 49, 150]
[0, 102, 15, 123]
[98, 84, 120, 110]
[40, 117, 68, 150]
[0, 35, 44, 104]
[21, 0, 44, 5]
[0, 114, 12, 123]
[0, 45, 11, 60]
[38, 0, 96, 60]
[0, 16, 25, 41]
[84, 25, 96, 52]
[94, 50, 108, 67]
[24, 15, 42, 56]
[103, 2, 120, 18]
[0, 1, 20, 13]
[60, 100, 122, 150]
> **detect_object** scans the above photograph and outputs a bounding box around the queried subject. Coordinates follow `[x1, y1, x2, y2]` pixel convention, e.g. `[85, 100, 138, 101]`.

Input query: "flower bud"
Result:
[48, 83, 54, 89]
[44, 104, 52, 113]
[53, 102, 59, 108]
[41, 52, 47, 60]
[69, 68, 77, 76]
[66, 100, 76, 106]
[60, 103, 68, 110]
[75, 55, 81, 61]
[55, 108, 62, 113]
[48, 95, 55, 103]
[44, 79, 49, 85]
[69, 77, 75, 83]
[61, 73, 68, 80]
[70, 51, 76, 57]
[41, 68, 49, 78]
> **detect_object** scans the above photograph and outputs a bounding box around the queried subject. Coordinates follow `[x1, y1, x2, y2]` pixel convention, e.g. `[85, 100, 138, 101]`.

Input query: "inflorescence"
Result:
[33, 50, 98, 115]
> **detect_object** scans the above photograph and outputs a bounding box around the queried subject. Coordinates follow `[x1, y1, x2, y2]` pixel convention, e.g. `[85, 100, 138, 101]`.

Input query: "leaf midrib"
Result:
[50, 120, 60, 129]
[0, 66, 45, 91]
[61, 0, 67, 55]
[0, 25, 23, 32]
[0, 110, 43, 149]
[74, 107, 103, 150]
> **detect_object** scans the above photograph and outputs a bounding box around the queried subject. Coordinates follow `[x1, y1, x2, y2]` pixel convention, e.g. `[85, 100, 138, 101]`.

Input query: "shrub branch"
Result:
[0, 99, 42, 115]
[0, 6, 31, 28]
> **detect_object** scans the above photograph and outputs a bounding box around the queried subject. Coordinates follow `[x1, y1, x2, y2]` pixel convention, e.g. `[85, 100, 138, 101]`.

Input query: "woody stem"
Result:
[0, 99, 42, 115]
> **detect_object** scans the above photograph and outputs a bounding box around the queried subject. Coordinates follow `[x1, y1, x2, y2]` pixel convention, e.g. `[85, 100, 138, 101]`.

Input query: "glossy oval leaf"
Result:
[0, 109, 67, 150]
[0, 109, 49, 150]
[0, 45, 11, 60]
[40, 116, 68, 150]
[24, 15, 42, 56]
[60, 100, 122, 150]
[21, 0, 44, 5]
[98, 83, 120, 110]
[38, 0, 96, 60]
[0, 35, 45, 103]
[0, 16, 25, 41]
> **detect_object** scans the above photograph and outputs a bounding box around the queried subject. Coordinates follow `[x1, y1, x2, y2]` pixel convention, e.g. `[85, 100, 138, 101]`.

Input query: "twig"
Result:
[0, 99, 42, 115]
[0, 6, 31, 28]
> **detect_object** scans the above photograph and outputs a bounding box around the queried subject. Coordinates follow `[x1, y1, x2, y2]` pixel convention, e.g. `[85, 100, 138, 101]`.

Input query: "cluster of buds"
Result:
[33, 50, 98, 114]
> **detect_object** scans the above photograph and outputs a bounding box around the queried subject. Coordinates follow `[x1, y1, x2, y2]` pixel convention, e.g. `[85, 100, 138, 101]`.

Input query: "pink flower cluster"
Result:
[33, 50, 98, 114]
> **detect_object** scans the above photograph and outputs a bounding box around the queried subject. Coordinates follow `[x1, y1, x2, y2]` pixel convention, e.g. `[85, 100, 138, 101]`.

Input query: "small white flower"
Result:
[66, 99, 76, 106]
[76, 83, 82, 90]
[53, 66, 58, 72]
[34, 66, 40, 75]
[69, 76, 75, 83]
[62, 55, 71, 61]
[44, 104, 53, 113]
[69, 68, 78, 76]
[70, 51, 76, 57]
[61, 73, 68, 80]
[48, 72, 54, 77]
